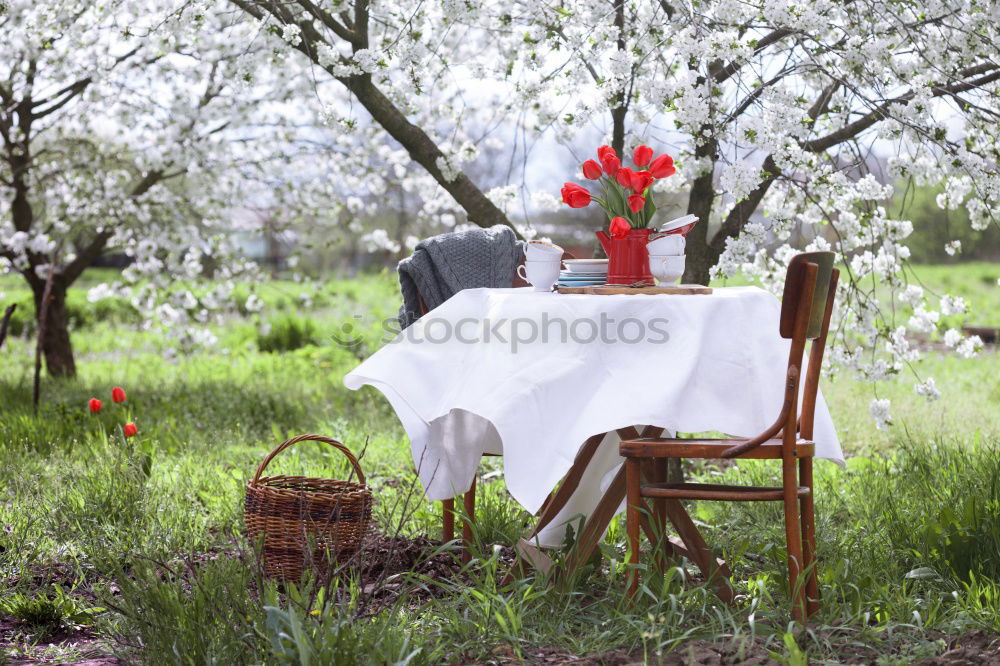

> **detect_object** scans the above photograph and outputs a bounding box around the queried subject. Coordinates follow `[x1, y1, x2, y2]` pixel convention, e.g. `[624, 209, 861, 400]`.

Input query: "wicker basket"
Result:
[244, 434, 372, 581]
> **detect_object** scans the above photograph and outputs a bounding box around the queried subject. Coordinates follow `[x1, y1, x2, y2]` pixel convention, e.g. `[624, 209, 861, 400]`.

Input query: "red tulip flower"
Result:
[597, 145, 616, 161]
[111, 386, 126, 404]
[123, 423, 137, 438]
[649, 154, 676, 179]
[633, 145, 653, 167]
[600, 152, 620, 177]
[628, 194, 646, 213]
[581, 159, 602, 180]
[615, 167, 635, 188]
[88, 398, 102, 414]
[609, 216, 631, 239]
[561, 182, 592, 208]
[631, 170, 654, 193]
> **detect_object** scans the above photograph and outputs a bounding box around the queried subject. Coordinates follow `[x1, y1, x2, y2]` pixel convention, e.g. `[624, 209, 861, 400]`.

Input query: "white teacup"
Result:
[524, 240, 563, 261]
[647, 234, 685, 255]
[649, 254, 686, 284]
[517, 259, 561, 292]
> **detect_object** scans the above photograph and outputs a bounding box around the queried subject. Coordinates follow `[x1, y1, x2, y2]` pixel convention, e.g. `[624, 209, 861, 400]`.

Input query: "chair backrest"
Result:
[706, 251, 841, 458]
[782, 251, 839, 443]
[779, 252, 835, 340]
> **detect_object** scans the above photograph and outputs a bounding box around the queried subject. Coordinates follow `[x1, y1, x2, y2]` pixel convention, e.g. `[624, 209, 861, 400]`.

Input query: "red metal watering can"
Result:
[595, 228, 655, 286]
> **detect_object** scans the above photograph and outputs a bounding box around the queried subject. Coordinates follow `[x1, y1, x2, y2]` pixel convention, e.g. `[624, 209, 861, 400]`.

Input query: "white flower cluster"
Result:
[869, 399, 892, 431]
[719, 161, 764, 203]
[914, 377, 940, 402]
[942, 329, 982, 359]
[361, 229, 401, 254]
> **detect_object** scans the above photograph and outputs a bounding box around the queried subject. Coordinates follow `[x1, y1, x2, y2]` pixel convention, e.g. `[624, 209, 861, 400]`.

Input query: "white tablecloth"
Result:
[344, 286, 842, 547]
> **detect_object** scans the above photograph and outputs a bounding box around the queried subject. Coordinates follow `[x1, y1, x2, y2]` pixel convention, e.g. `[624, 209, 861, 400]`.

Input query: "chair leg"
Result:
[442, 498, 455, 544]
[462, 477, 476, 564]
[782, 456, 806, 625]
[799, 457, 820, 617]
[625, 458, 642, 599]
[651, 459, 670, 574]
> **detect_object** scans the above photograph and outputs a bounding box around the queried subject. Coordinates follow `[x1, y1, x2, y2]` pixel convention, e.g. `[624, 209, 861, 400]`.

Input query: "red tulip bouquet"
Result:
[560, 144, 676, 238]
[560, 144, 677, 285]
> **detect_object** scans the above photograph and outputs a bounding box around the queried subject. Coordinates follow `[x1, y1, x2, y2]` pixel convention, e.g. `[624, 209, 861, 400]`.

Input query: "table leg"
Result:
[560, 464, 627, 581]
[662, 498, 734, 603]
[499, 433, 604, 585]
[558, 426, 665, 581]
[503, 425, 714, 592]
[462, 477, 475, 564]
[529, 433, 605, 538]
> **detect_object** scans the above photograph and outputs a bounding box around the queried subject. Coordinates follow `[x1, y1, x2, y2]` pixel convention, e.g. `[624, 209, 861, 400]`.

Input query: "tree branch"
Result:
[803, 64, 1000, 153]
[353, 0, 370, 51]
[30, 77, 92, 120]
[714, 28, 795, 84]
[234, 0, 516, 233]
[298, 0, 358, 44]
[709, 155, 778, 255]
[61, 230, 112, 286]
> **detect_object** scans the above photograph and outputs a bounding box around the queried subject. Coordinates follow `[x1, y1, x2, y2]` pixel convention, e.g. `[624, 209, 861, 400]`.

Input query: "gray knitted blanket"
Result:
[398, 225, 521, 328]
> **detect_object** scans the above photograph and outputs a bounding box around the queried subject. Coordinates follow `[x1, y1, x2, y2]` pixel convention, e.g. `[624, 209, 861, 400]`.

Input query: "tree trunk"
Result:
[33, 284, 76, 377]
[682, 138, 718, 285]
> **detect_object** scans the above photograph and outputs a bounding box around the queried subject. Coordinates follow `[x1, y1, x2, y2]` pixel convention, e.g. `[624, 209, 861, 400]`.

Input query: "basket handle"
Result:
[252, 434, 366, 485]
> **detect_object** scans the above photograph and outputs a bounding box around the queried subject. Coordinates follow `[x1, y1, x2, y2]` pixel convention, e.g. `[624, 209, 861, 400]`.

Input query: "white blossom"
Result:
[956, 336, 983, 359]
[244, 294, 264, 313]
[908, 306, 940, 333]
[869, 399, 892, 431]
[720, 161, 764, 202]
[87, 283, 117, 303]
[943, 328, 963, 348]
[939, 295, 967, 316]
[361, 228, 401, 254]
[914, 378, 941, 402]
[281, 24, 302, 46]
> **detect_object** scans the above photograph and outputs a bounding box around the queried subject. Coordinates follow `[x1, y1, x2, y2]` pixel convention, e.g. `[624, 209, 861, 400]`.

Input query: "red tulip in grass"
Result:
[88, 386, 138, 441]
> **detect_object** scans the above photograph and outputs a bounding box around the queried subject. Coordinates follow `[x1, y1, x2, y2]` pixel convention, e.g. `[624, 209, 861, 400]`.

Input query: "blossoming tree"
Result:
[0, 0, 333, 376]
[237, 0, 997, 420]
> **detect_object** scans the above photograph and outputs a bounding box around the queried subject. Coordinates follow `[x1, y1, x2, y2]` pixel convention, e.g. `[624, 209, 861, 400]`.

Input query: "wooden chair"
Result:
[619, 251, 838, 624]
[415, 247, 574, 563]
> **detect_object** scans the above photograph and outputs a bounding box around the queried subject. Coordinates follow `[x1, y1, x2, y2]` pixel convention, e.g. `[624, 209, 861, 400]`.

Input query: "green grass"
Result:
[1, 264, 999, 663]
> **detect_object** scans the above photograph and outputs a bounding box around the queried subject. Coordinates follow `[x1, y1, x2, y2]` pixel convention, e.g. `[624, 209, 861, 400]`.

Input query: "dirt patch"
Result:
[0, 618, 120, 665]
[351, 533, 516, 611]
[915, 630, 1000, 665]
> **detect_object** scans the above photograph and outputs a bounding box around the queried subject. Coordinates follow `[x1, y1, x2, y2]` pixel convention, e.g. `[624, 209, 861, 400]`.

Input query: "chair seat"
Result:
[619, 437, 814, 459]
[640, 482, 811, 502]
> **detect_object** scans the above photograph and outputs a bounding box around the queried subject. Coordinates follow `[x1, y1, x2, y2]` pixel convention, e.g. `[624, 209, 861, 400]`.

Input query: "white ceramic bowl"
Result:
[647, 235, 685, 254]
[648, 254, 685, 284]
